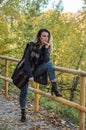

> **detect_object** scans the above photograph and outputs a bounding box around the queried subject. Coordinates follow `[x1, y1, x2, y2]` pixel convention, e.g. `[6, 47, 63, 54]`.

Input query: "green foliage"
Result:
[40, 97, 58, 111]
[0, 0, 85, 72]
[8, 83, 20, 95]
[39, 97, 79, 124]
[59, 105, 79, 124]
[0, 79, 5, 87]
[54, 0, 63, 12]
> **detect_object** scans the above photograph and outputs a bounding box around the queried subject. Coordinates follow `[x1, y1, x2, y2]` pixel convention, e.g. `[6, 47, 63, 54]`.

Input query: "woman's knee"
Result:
[46, 61, 54, 69]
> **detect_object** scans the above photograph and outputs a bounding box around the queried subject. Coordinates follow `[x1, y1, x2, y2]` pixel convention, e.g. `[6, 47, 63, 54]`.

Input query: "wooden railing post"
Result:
[5, 59, 8, 97]
[79, 76, 86, 130]
[33, 82, 40, 112]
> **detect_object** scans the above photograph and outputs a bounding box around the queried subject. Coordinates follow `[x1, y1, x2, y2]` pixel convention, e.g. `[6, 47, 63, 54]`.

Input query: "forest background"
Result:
[0, 0, 86, 102]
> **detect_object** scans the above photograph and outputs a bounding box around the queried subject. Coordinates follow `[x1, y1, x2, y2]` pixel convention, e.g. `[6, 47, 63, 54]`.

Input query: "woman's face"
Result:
[40, 31, 49, 45]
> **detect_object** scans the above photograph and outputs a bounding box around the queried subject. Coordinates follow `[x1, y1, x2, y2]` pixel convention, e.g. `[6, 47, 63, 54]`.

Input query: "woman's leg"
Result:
[19, 84, 28, 121]
[34, 61, 56, 81]
[34, 61, 62, 97]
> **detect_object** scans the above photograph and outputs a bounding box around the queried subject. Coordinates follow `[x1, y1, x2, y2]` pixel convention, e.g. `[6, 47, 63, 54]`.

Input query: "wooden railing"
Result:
[0, 55, 86, 130]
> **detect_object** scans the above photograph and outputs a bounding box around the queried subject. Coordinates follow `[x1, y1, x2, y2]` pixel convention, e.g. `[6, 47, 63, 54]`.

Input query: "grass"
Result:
[40, 96, 79, 124]
[59, 104, 79, 124]
[27, 91, 79, 124]
[0, 79, 5, 88]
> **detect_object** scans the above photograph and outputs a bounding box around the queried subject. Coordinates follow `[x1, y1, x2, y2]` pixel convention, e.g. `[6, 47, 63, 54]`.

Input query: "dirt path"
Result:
[0, 93, 79, 130]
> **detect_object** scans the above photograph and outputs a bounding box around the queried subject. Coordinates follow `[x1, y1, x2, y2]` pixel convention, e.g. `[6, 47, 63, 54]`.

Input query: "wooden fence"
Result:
[0, 55, 86, 130]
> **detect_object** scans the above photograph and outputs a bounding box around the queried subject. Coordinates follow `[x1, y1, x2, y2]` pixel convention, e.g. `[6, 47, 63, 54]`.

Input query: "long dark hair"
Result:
[34, 28, 53, 53]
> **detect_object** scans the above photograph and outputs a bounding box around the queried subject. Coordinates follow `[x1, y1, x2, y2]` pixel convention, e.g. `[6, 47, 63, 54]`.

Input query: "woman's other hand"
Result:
[29, 77, 34, 82]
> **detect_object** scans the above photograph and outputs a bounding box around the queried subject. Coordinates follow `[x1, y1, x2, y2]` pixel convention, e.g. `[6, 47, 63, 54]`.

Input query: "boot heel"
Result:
[51, 87, 56, 96]
[51, 81, 62, 97]
[51, 88, 62, 97]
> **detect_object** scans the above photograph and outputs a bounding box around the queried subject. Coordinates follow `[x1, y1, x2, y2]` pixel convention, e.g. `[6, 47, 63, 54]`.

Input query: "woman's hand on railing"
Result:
[29, 77, 34, 82]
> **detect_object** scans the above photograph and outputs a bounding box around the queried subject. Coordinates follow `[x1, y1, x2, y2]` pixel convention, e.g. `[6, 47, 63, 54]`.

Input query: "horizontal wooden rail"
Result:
[0, 55, 86, 76]
[55, 66, 86, 76]
[29, 87, 86, 113]
[0, 75, 12, 82]
[0, 55, 20, 62]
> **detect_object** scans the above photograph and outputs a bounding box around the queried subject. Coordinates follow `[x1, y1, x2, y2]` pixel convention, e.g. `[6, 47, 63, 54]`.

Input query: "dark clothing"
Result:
[24, 42, 50, 78]
[19, 42, 61, 109]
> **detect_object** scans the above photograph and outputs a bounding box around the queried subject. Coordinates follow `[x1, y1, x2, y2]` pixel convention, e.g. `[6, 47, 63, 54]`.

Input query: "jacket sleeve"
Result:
[44, 48, 50, 62]
[24, 46, 33, 78]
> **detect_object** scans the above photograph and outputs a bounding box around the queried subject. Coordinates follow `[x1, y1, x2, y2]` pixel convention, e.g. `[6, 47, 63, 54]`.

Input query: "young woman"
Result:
[20, 28, 62, 122]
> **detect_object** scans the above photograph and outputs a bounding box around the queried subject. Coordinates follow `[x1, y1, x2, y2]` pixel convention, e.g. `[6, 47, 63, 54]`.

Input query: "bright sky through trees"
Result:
[47, 0, 84, 13]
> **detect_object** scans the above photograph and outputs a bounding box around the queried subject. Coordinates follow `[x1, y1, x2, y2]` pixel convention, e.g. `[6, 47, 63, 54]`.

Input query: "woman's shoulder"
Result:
[26, 41, 34, 46]
[25, 41, 35, 48]
[26, 41, 39, 52]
